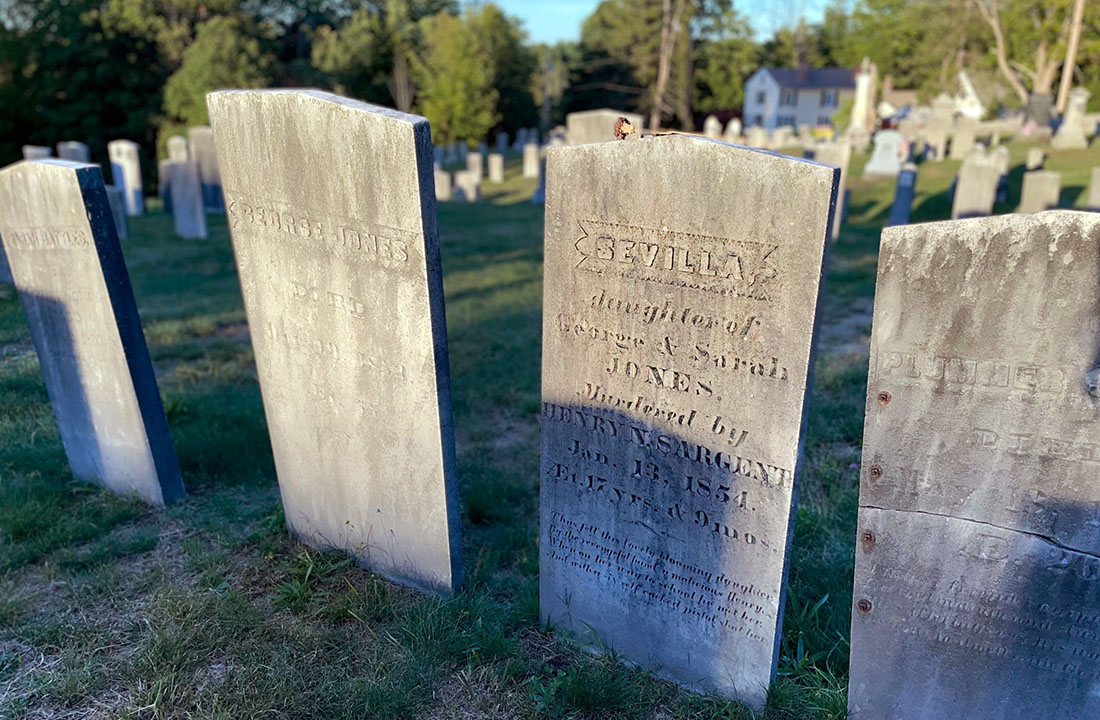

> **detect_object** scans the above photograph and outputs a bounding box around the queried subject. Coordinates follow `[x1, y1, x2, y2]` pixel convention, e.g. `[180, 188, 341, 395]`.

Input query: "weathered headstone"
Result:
[207, 89, 463, 595]
[434, 168, 452, 201]
[540, 135, 838, 710]
[950, 116, 978, 160]
[0, 160, 184, 506]
[466, 151, 483, 184]
[168, 161, 208, 239]
[523, 143, 540, 179]
[951, 151, 999, 220]
[813, 141, 851, 240]
[453, 169, 480, 202]
[1052, 88, 1090, 150]
[57, 141, 91, 163]
[22, 145, 52, 160]
[1026, 147, 1045, 170]
[1087, 167, 1100, 211]
[566, 109, 644, 145]
[746, 126, 768, 149]
[167, 135, 188, 162]
[188, 126, 224, 213]
[105, 185, 129, 241]
[488, 152, 504, 183]
[886, 162, 918, 226]
[1017, 170, 1061, 213]
[925, 96, 955, 161]
[107, 139, 144, 216]
[724, 118, 742, 143]
[850, 210, 1100, 720]
[864, 130, 902, 176]
[703, 115, 722, 139]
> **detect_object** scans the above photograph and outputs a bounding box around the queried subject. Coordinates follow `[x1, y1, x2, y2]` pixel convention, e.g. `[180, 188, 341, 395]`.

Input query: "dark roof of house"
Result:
[766, 67, 855, 90]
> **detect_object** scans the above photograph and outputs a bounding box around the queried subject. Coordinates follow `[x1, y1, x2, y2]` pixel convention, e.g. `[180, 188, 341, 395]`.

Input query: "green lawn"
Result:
[1, 140, 1098, 719]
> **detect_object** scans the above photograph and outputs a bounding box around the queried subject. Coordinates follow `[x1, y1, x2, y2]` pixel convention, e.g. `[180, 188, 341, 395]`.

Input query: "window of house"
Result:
[818, 115, 833, 126]
[754, 115, 763, 125]
[821, 90, 837, 107]
[756, 91, 766, 104]
[782, 90, 796, 106]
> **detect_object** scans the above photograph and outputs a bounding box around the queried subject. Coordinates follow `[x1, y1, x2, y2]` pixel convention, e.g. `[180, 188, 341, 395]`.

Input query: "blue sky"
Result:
[490, 0, 829, 45]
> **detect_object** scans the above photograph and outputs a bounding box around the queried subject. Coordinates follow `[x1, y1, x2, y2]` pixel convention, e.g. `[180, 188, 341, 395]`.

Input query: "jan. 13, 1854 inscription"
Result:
[850, 211, 1100, 720]
[540, 135, 838, 709]
[207, 89, 462, 595]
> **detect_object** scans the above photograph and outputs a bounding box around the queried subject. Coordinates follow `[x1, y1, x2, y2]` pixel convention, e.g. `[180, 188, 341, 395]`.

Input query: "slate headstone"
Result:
[56, 141, 91, 163]
[566, 109, 644, 145]
[886, 162, 918, 226]
[540, 135, 838, 710]
[0, 160, 184, 506]
[107, 140, 144, 216]
[523, 143, 540, 179]
[22, 145, 52, 160]
[168, 161, 208, 239]
[813, 141, 851, 240]
[488, 153, 504, 183]
[188, 126, 224, 213]
[206, 89, 463, 595]
[105, 185, 129, 240]
[951, 152, 1000, 219]
[850, 210, 1100, 720]
[864, 130, 902, 176]
[1017, 170, 1061, 213]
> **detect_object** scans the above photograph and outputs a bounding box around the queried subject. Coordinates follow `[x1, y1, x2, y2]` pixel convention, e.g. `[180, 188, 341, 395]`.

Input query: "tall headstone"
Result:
[453, 169, 480, 202]
[523, 143, 540, 179]
[105, 185, 129, 241]
[1087, 166, 1100, 212]
[168, 161, 208, 239]
[56, 141, 91, 163]
[1017, 170, 1061, 213]
[566, 109, 644, 145]
[487, 152, 504, 183]
[1052, 88, 1090, 150]
[703, 115, 723, 139]
[188, 127, 224, 213]
[0, 160, 184, 506]
[951, 151, 999, 219]
[107, 140, 144, 216]
[540, 135, 838, 710]
[1026, 147, 1045, 170]
[950, 116, 978, 160]
[850, 210, 1100, 720]
[434, 168, 452, 201]
[22, 145, 52, 160]
[864, 130, 902, 176]
[886, 162, 918, 226]
[207, 89, 462, 595]
[814, 141, 851, 240]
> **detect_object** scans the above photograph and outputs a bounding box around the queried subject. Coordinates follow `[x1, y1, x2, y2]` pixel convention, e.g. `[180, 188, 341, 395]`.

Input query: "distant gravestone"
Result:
[897, 117, 919, 143]
[850, 210, 1100, 720]
[168, 161, 208, 239]
[57, 142, 91, 163]
[207, 89, 462, 595]
[496, 131, 509, 153]
[0, 160, 184, 506]
[951, 152, 999, 220]
[540, 135, 838, 711]
[1087, 167, 1100, 211]
[924, 117, 950, 161]
[105, 185, 129, 240]
[703, 114, 722, 139]
[434, 168, 452, 201]
[107, 140, 144, 216]
[167, 135, 188, 162]
[530, 157, 547, 204]
[566, 109, 644, 145]
[488, 153, 504, 183]
[746, 126, 768, 148]
[864, 130, 902, 176]
[466, 151, 484, 184]
[188, 127, 224, 213]
[992, 145, 1011, 176]
[950, 116, 978, 160]
[453, 169, 480, 202]
[1052, 88, 1090, 150]
[1017, 170, 1061, 213]
[813, 141, 851, 240]
[523, 143, 540, 179]
[724, 118, 742, 143]
[1026, 147, 1045, 170]
[22, 145, 52, 160]
[886, 162, 918, 226]
[513, 128, 528, 151]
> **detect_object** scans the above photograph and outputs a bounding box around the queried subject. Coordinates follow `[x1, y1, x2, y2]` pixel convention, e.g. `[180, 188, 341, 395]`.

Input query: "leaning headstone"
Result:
[188, 126, 225, 213]
[949, 116, 978, 160]
[703, 114, 722, 139]
[724, 118, 742, 143]
[951, 151, 999, 219]
[107, 139, 144, 216]
[886, 162, 918, 226]
[487, 152, 504, 183]
[105, 185, 129, 240]
[56, 141, 91, 163]
[1087, 166, 1100, 211]
[566, 109, 644, 145]
[167, 135, 189, 162]
[1052, 88, 1090, 150]
[207, 89, 463, 595]
[850, 210, 1100, 720]
[541, 135, 838, 711]
[864, 130, 902, 176]
[22, 145, 52, 160]
[0, 160, 184, 505]
[434, 168, 452, 201]
[1017, 170, 1061, 213]
[523, 143, 540, 179]
[1026, 147, 1045, 170]
[168, 161, 208, 239]
[453, 169, 480, 202]
[466, 151, 483, 184]
[814, 141, 851, 240]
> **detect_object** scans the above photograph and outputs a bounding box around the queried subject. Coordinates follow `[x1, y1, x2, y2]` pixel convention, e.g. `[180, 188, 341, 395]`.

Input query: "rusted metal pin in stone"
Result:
[857, 599, 873, 613]
[868, 465, 883, 479]
[877, 391, 891, 405]
[861, 530, 876, 547]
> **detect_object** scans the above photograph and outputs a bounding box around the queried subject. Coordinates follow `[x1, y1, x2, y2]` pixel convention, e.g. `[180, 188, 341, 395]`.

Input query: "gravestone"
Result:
[850, 210, 1100, 720]
[951, 151, 999, 220]
[797, 125, 813, 146]
[1017, 170, 1061, 213]
[886, 162, 918, 226]
[514, 128, 529, 151]
[1087, 167, 1100, 211]
[0, 160, 184, 506]
[434, 168, 452, 201]
[992, 145, 1011, 204]
[1051, 88, 1090, 150]
[167, 135, 188, 162]
[724, 118, 742, 143]
[496, 131, 509, 153]
[540, 135, 838, 711]
[528, 127, 540, 146]
[107, 140, 144, 216]
[746, 126, 768, 148]
[813, 142, 851, 240]
[566, 109, 644, 145]
[950, 116, 978, 160]
[523, 143, 540, 178]
[1026, 147, 1045, 170]
[864, 130, 902, 176]
[105, 185, 129, 240]
[168, 161, 208, 239]
[188, 126, 224, 212]
[22, 145, 52, 160]
[157, 160, 172, 215]
[530, 157, 547, 204]
[457, 143, 467, 163]
[703, 115, 722, 139]
[924, 117, 950, 161]
[772, 126, 794, 149]
[57, 141, 91, 163]
[466, 151, 484, 184]
[897, 117, 919, 144]
[207, 89, 463, 595]
[488, 153, 504, 183]
[453, 169, 480, 202]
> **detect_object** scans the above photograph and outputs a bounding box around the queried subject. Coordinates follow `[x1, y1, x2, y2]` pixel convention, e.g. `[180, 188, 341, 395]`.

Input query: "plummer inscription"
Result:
[850, 211, 1100, 720]
[207, 89, 462, 596]
[540, 135, 837, 710]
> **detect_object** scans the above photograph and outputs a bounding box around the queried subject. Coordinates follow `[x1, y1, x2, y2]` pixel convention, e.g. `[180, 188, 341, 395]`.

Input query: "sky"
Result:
[490, 0, 829, 45]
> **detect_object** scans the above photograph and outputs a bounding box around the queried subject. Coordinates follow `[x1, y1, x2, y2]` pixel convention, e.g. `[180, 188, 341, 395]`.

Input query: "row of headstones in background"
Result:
[24, 142, 131, 238]
[165, 134, 207, 239]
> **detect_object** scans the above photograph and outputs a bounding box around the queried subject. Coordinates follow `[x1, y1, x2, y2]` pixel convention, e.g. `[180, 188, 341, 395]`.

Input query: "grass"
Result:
[1, 139, 1098, 719]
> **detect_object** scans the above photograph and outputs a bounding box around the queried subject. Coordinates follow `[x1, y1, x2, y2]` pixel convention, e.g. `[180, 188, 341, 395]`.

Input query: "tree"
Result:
[693, 7, 756, 112]
[467, 3, 538, 135]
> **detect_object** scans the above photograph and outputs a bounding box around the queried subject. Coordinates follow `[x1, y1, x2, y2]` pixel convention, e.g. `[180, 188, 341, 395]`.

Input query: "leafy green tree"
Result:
[467, 3, 537, 135]
[693, 6, 757, 111]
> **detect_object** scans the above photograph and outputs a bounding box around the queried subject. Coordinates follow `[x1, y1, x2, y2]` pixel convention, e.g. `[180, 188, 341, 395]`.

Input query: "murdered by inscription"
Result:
[207, 89, 462, 596]
[541, 134, 838, 710]
[0, 159, 184, 506]
[850, 211, 1100, 720]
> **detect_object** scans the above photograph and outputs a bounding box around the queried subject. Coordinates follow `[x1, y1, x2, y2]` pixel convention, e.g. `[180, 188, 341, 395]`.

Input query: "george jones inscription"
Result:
[207, 89, 462, 596]
[0, 160, 184, 506]
[850, 211, 1100, 720]
[540, 135, 838, 710]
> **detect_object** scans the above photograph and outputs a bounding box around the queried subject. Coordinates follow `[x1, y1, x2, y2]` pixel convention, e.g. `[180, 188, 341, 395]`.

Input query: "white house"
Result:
[742, 65, 856, 130]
